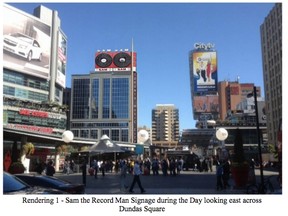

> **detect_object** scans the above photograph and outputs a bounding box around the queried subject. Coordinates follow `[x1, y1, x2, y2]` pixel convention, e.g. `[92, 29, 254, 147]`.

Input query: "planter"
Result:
[231, 164, 249, 188]
[8, 162, 25, 174]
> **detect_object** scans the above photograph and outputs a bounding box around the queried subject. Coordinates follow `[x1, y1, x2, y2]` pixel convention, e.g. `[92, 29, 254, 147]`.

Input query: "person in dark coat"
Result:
[46, 160, 55, 176]
[81, 160, 87, 186]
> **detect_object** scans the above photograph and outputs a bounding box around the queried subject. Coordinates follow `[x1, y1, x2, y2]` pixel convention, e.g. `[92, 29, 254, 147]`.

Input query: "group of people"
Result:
[88, 158, 146, 193]
[63, 159, 75, 175]
[35, 160, 55, 176]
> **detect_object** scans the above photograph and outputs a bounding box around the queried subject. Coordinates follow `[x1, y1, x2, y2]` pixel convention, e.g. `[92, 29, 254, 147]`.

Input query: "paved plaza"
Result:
[55, 168, 281, 195]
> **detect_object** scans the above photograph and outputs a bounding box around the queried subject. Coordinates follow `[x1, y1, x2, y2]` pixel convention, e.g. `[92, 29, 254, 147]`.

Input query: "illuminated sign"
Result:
[18, 108, 63, 119]
[19, 109, 48, 118]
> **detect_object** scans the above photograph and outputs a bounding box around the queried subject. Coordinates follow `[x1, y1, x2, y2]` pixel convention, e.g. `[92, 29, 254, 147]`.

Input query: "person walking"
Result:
[216, 160, 223, 190]
[120, 160, 128, 192]
[92, 159, 99, 179]
[101, 161, 106, 177]
[129, 160, 145, 193]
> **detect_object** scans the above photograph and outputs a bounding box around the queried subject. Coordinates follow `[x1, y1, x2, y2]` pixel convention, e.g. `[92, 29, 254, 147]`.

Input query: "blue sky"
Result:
[7, 2, 276, 131]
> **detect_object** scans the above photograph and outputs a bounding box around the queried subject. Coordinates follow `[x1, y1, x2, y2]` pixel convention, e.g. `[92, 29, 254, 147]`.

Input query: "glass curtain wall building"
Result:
[71, 52, 137, 143]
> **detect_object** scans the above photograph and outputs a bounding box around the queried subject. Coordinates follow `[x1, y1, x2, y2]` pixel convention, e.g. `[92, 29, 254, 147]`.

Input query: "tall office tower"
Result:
[218, 81, 261, 120]
[70, 50, 137, 143]
[260, 3, 282, 147]
[189, 43, 219, 125]
[151, 104, 180, 148]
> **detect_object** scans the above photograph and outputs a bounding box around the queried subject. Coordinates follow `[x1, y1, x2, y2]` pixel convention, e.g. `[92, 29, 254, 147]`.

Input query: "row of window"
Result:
[5, 110, 66, 129]
[71, 122, 128, 128]
[4, 69, 49, 91]
[4, 85, 48, 102]
[71, 128, 129, 142]
[72, 77, 130, 119]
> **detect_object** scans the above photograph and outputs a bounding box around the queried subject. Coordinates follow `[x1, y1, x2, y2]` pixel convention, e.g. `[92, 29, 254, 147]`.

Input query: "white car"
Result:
[3, 32, 42, 62]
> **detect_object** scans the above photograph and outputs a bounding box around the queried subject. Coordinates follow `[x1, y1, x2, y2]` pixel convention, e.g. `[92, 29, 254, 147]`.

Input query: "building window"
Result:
[102, 78, 110, 119]
[111, 129, 120, 141]
[91, 79, 99, 119]
[72, 78, 90, 119]
[112, 78, 129, 119]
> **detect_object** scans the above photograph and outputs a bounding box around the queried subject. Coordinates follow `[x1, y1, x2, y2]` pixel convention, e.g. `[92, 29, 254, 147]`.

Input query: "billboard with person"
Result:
[192, 51, 217, 92]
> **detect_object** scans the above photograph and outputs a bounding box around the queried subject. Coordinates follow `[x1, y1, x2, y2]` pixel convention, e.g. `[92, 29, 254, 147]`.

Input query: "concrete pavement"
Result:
[55, 168, 281, 195]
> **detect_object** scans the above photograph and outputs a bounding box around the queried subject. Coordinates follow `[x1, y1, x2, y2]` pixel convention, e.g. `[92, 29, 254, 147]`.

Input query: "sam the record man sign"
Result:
[95, 51, 137, 72]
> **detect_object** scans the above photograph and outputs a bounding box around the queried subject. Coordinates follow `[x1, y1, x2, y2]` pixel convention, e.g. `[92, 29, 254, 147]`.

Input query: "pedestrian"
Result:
[120, 160, 128, 192]
[248, 158, 256, 184]
[216, 161, 223, 190]
[129, 160, 146, 193]
[69, 160, 75, 173]
[222, 160, 231, 189]
[161, 158, 168, 176]
[152, 158, 159, 175]
[92, 159, 99, 178]
[169, 158, 176, 176]
[46, 160, 55, 176]
[208, 157, 213, 172]
[101, 161, 106, 177]
[64, 160, 70, 175]
[81, 160, 87, 186]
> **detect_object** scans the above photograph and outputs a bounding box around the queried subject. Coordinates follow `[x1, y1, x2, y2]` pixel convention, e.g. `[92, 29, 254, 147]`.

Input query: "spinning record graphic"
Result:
[95, 53, 113, 68]
[113, 52, 131, 67]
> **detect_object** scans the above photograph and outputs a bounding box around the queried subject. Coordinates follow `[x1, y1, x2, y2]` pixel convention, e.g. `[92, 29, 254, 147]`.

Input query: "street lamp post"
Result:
[250, 86, 265, 193]
[216, 128, 229, 161]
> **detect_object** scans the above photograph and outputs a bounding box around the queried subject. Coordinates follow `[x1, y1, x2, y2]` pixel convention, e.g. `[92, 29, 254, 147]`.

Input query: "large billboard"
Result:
[56, 30, 67, 88]
[192, 51, 217, 92]
[193, 95, 219, 113]
[95, 51, 137, 72]
[3, 4, 51, 79]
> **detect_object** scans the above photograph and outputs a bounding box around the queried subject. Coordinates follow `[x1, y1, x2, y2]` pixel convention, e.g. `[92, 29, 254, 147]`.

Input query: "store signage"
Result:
[6, 124, 54, 134]
[19, 109, 48, 118]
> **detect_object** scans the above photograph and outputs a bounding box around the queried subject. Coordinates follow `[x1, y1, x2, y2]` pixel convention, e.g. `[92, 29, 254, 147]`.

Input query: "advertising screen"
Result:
[3, 4, 51, 79]
[193, 95, 219, 113]
[56, 30, 67, 88]
[192, 51, 217, 92]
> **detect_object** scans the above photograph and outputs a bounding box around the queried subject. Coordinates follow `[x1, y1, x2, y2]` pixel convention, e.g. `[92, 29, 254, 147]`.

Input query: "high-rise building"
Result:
[3, 4, 68, 172]
[70, 50, 137, 143]
[218, 81, 261, 120]
[260, 3, 282, 147]
[3, 4, 67, 142]
[151, 104, 179, 148]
